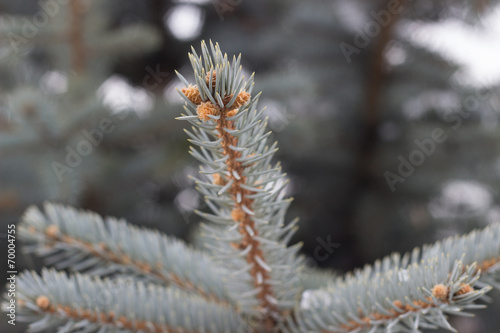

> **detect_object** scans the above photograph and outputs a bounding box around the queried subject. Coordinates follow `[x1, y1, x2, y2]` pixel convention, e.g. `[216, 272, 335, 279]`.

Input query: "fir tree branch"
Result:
[290, 223, 500, 333]
[19, 202, 231, 305]
[176, 41, 303, 331]
[6, 269, 244, 333]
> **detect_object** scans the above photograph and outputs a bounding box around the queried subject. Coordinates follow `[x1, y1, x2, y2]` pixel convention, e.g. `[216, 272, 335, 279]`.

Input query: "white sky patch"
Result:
[97, 75, 153, 115]
[486, 206, 500, 225]
[335, 1, 366, 31]
[429, 180, 493, 219]
[403, 90, 460, 120]
[407, 5, 500, 86]
[385, 42, 407, 67]
[40, 71, 68, 94]
[262, 99, 292, 132]
[164, 4, 204, 41]
[174, 188, 200, 212]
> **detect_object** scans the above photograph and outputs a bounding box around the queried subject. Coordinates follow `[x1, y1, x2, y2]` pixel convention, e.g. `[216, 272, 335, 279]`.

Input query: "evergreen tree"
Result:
[204, 0, 500, 273]
[0, 0, 191, 230]
[3, 41, 500, 333]
[2, 0, 500, 332]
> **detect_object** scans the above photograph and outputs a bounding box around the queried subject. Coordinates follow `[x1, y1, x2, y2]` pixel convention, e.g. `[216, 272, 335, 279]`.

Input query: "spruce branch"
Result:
[290, 223, 500, 333]
[4, 36, 500, 333]
[19, 202, 231, 305]
[6, 269, 244, 333]
[176, 41, 303, 330]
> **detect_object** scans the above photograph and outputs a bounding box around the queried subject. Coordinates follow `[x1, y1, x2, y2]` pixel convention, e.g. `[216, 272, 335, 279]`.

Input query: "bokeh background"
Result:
[1, 0, 500, 332]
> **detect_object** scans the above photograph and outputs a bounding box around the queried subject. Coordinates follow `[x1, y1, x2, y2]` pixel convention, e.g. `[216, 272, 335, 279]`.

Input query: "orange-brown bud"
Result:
[196, 102, 220, 122]
[213, 173, 225, 186]
[432, 284, 449, 301]
[205, 71, 217, 89]
[227, 109, 238, 118]
[393, 300, 404, 309]
[45, 225, 59, 238]
[36, 295, 51, 310]
[234, 91, 251, 108]
[222, 94, 233, 106]
[181, 84, 202, 105]
[455, 283, 473, 296]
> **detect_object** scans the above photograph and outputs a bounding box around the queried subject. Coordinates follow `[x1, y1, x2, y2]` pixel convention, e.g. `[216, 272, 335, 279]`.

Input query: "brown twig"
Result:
[184, 80, 279, 330]
[32, 295, 200, 333]
[362, 0, 405, 183]
[69, 0, 86, 73]
[216, 95, 279, 331]
[342, 0, 406, 269]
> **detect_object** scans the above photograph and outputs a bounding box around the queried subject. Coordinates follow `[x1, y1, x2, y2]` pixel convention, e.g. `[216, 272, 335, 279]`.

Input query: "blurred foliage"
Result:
[1, 0, 500, 332]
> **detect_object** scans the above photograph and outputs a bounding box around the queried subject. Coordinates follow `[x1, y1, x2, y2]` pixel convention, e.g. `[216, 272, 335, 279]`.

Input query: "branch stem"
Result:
[217, 107, 278, 329]
[69, 0, 86, 73]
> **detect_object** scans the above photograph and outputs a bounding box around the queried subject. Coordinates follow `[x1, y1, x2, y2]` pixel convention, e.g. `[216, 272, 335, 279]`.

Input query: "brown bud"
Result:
[213, 173, 225, 186]
[234, 91, 251, 108]
[205, 71, 217, 89]
[45, 225, 59, 238]
[432, 284, 449, 301]
[226, 109, 238, 118]
[455, 283, 473, 296]
[36, 295, 50, 310]
[231, 208, 245, 222]
[181, 84, 202, 105]
[197, 102, 220, 122]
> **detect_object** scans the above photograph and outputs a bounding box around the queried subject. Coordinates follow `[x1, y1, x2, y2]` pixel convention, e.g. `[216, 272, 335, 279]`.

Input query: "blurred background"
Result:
[1, 0, 500, 332]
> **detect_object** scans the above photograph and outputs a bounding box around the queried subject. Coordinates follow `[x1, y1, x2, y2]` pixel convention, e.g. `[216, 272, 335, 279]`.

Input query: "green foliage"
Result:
[204, 0, 500, 275]
[176, 41, 302, 320]
[0, 0, 186, 228]
[3, 41, 500, 333]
